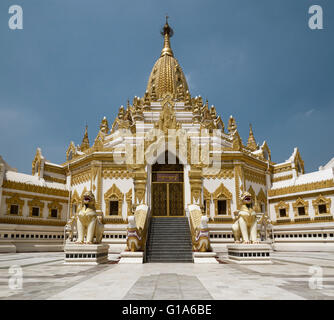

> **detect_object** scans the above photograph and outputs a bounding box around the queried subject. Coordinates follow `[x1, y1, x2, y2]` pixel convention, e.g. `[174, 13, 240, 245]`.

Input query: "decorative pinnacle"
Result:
[80, 124, 90, 151]
[247, 123, 257, 151]
[160, 16, 174, 57]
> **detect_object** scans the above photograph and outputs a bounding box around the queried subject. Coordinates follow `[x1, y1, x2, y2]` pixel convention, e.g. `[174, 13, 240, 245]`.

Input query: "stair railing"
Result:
[187, 204, 211, 252]
[126, 204, 150, 253]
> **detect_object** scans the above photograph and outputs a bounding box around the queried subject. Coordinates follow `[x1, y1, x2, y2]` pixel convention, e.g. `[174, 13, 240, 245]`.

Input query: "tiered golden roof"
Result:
[146, 19, 189, 100]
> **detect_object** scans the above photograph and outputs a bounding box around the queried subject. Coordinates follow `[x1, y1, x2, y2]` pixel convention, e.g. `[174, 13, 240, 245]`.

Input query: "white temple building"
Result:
[1, 20, 333, 255]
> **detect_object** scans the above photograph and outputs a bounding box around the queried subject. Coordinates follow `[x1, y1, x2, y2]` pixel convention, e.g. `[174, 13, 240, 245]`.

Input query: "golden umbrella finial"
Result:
[160, 15, 174, 57]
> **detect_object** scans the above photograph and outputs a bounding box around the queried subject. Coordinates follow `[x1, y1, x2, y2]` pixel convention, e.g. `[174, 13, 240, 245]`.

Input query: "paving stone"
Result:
[0, 251, 334, 299]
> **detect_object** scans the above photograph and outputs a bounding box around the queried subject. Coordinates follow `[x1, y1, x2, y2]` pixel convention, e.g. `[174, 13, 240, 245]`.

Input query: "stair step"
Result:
[147, 248, 192, 252]
[148, 235, 191, 238]
[146, 259, 193, 263]
[146, 256, 193, 259]
[146, 217, 193, 263]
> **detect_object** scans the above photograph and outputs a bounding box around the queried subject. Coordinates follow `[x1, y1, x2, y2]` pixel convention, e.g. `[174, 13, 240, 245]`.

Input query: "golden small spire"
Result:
[160, 15, 174, 57]
[247, 124, 258, 151]
[80, 124, 90, 151]
[100, 116, 109, 134]
[228, 115, 237, 133]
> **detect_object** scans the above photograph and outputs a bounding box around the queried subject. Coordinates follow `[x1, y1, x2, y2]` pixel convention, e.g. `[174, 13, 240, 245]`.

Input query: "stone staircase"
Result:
[145, 217, 193, 263]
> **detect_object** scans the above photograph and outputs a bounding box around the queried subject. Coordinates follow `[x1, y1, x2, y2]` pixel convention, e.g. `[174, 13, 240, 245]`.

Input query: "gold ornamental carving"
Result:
[133, 169, 147, 205]
[0, 216, 66, 226]
[70, 190, 80, 216]
[268, 180, 334, 197]
[104, 184, 124, 216]
[273, 164, 292, 174]
[103, 170, 133, 179]
[27, 198, 45, 218]
[292, 197, 309, 217]
[212, 183, 232, 216]
[47, 201, 62, 219]
[312, 194, 331, 215]
[5, 193, 24, 216]
[31, 148, 44, 177]
[72, 171, 91, 186]
[125, 188, 133, 216]
[189, 168, 202, 205]
[3, 191, 68, 204]
[244, 168, 266, 185]
[257, 187, 267, 202]
[274, 200, 290, 219]
[234, 165, 244, 210]
[202, 168, 234, 179]
[43, 175, 66, 184]
[2, 180, 69, 198]
[272, 174, 293, 183]
[203, 187, 211, 217]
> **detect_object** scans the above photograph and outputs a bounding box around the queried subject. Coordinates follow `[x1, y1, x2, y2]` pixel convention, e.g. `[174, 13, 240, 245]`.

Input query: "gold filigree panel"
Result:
[202, 168, 234, 179]
[103, 170, 133, 179]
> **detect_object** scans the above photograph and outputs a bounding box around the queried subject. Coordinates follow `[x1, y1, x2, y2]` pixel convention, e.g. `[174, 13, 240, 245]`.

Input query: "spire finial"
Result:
[247, 123, 257, 151]
[80, 124, 90, 151]
[160, 16, 174, 57]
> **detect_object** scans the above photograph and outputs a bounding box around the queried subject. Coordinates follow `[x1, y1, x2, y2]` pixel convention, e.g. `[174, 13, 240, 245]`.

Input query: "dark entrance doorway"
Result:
[151, 152, 184, 217]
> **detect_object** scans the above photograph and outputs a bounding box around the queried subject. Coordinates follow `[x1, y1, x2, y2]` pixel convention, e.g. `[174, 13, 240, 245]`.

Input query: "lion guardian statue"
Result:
[65, 191, 104, 244]
[232, 191, 259, 244]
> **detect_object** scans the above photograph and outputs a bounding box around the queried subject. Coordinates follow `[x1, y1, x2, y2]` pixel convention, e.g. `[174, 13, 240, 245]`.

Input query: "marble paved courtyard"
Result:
[0, 251, 334, 300]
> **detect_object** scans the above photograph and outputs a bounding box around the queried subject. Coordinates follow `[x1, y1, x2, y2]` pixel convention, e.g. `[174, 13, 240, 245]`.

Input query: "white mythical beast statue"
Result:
[188, 204, 211, 252]
[126, 204, 148, 252]
[232, 191, 260, 244]
[65, 191, 104, 244]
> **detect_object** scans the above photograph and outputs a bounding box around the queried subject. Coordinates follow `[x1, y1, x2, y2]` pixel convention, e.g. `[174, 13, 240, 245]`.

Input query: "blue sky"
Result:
[0, 0, 333, 173]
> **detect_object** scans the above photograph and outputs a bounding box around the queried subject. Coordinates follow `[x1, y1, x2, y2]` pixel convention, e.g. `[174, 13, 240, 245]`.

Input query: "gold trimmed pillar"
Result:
[234, 163, 245, 210]
[133, 168, 147, 205]
[126, 189, 133, 215]
[189, 167, 202, 205]
[91, 161, 102, 211]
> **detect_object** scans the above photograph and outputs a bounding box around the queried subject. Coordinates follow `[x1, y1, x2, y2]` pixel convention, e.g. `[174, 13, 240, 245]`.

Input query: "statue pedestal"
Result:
[193, 252, 218, 264]
[64, 243, 109, 265]
[118, 251, 144, 264]
[227, 243, 272, 264]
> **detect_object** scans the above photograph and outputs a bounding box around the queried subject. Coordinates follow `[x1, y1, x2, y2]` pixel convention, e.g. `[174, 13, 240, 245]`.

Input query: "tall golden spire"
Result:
[145, 17, 189, 100]
[80, 124, 90, 151]
[247, 124, 258, 151]
[160, 15, 174, 57]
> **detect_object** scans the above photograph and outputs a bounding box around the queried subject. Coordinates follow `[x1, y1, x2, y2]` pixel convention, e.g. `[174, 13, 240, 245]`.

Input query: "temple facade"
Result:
[1, 20, 334, 253]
